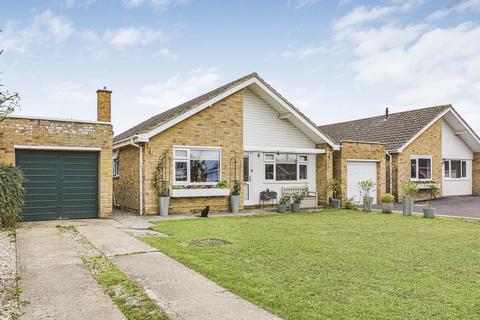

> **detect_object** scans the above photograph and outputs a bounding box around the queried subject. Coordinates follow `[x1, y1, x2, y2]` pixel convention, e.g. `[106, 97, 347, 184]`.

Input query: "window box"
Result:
[170, 188, 230, 198]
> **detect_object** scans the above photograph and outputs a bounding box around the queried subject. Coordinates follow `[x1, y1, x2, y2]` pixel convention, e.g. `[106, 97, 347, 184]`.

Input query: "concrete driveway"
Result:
[384, 196, 480, 218]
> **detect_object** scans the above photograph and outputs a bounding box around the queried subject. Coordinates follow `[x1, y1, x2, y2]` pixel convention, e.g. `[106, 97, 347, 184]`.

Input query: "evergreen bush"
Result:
[0, 164, 24, 228]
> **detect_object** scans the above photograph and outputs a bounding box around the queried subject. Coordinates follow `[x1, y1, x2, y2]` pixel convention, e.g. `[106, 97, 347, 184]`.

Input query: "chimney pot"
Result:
[385, 107, 389, 120]
[97, 88, 112, 122]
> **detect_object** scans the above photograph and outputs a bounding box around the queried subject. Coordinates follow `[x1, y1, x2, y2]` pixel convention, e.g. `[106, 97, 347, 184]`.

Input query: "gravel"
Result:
[58, 226, 100, 258]
[0, 229, 19, 320]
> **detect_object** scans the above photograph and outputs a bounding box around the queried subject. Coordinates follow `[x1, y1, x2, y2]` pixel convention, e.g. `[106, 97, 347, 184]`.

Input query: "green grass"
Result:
[82, 255, 169, 320]
[142, 210, 480, 320]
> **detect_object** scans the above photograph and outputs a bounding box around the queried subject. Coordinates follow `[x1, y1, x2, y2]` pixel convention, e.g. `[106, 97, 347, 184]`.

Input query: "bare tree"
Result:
[0, 30, 20, 122]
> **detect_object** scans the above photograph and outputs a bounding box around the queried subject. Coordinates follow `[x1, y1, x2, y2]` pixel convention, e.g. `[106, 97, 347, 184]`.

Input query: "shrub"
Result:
[292, 191, 306, 204]
[358, 180, 375, 198]
[381, 193, 395, 203]
[0, 164, 25, 228]
[326, 178, 341, 199]
[231, 180, 241, 196]
[216, 180, 228, 189]
[400, 181, 419, 199]
[343, 198, 358, 210]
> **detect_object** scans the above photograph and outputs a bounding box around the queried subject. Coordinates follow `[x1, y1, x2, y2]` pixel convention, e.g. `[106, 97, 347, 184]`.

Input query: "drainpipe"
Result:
[386, 151, 393, 194]
[130, 140, 144, 216]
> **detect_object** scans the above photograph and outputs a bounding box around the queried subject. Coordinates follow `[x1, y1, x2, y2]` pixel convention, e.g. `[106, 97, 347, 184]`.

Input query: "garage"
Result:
[16, 149, 99, 221]
[347, 161, 378, 205]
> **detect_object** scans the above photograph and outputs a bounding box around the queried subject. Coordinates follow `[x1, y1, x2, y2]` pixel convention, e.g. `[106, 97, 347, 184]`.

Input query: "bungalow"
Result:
[320, 106, 480, 202]
[112, 73, 339, 214]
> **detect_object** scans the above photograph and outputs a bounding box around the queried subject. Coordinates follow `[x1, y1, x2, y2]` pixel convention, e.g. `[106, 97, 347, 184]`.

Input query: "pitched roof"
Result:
[319, 105, 452, 151]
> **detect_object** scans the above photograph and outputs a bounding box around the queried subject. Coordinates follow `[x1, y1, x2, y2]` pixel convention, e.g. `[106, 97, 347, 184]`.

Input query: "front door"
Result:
[243, 154, 254, 205]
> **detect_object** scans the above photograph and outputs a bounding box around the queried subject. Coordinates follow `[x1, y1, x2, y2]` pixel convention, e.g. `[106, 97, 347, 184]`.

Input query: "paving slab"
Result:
[16, 226, 125, 320]
[76, 224, 158, 257]
[111, 252, 280, 320]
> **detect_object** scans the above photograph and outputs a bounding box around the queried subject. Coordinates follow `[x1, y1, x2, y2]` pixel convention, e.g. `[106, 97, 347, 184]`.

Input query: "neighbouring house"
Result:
[0, 89, 113, 221]
[320, 105, 480, 202]
[113, 73, 339, 215]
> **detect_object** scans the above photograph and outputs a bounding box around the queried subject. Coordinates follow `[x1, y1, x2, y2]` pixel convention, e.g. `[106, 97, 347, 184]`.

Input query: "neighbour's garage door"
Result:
[16, 150, 99, 221]
[347, 161, 377, 205]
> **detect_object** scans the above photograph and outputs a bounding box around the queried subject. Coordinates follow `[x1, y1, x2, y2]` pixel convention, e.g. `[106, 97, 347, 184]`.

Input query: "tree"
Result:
[0, 30, 20, 122]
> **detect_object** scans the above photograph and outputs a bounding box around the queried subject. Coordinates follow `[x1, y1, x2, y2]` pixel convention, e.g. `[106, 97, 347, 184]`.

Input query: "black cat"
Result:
[200, 206, 210, 218]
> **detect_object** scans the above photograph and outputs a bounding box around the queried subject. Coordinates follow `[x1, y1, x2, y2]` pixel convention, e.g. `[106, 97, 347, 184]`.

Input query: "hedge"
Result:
[0, 164, 24, 228]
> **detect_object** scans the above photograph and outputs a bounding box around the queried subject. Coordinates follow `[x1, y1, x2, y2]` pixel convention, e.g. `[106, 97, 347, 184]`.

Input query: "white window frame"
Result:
[172, 146, 222, 185]
[444, 159, 468, 180]
[263, 153, 309, 182]
[113, 151, 120, 178]
[410, 156, 432, 181]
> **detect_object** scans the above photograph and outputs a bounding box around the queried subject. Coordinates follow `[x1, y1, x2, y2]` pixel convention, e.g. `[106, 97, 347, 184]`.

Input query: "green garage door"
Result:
[16, 150, 99, 221]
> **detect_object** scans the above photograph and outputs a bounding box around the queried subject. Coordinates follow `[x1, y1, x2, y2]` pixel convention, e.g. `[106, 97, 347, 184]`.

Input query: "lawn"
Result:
[142, 210, 480, 320]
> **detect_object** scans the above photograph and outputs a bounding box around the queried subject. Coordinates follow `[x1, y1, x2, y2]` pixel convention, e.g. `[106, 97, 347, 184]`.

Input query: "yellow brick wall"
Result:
[395, 119, 443, 201]
[316, 143, 333, 204]
[0, 117, 113, 217]
[334, 141, 387, 203]
[472, 153, 480, 195]
[97, 90, 111, 122]
[141, 90, 244, 215]
[113, 145, 140, 212]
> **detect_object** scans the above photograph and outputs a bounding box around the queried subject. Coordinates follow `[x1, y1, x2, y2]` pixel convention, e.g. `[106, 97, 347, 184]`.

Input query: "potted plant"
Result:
[358, 180, 375, 213]
[326, 178, 342, 208]
[230, 180, 241, 213]
[428, 183, 439, 200]
[277, 195, 289, 213]
[380, 193, 394, 213]
[291, 191, 305, 213]
[400, 181, 419, 216]
[423, 201, 435, 218]
[153, 162, 169, 216]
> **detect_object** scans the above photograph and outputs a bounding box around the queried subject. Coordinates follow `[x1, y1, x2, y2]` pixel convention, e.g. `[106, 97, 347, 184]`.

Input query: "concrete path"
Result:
[78, 223, 280, 320]
[16, 226, 125, 320]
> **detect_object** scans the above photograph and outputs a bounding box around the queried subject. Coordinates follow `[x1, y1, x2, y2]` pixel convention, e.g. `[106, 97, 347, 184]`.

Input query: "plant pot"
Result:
[277, 203, 287, 213]
[331, 198, 341, 208]
[291, 203, 301, 212]
[423, 208, 435, 218]
[403, 198, 414, 216]
[230, 194, 240, 213]
[381, 202, 393, 214]
[363, 196, 373, 212]
[158, 196, 170, 216]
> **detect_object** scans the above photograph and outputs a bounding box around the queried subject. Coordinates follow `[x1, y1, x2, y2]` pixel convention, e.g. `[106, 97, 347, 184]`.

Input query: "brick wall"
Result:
[395, 119, 442, 200]
[113, 145, 140, 212]
[97, 89, 111, 122]
[316, 143, 333, 204]
[0, 117, 113, 217]
[334, 141, 386, 203]
[473, 153, 480, 195]
[141, 90, 244, 215]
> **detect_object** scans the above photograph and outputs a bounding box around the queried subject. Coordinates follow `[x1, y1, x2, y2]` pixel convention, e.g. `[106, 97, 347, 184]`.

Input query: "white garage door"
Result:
[347, 161, 377, 205]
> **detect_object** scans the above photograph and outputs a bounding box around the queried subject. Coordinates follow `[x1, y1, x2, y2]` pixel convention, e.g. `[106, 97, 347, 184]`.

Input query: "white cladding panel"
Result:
[347, 161, 377, 205]
[243, 89, 315, 149]
[442, 121, 473, 160]
[442, 121, 473, 196]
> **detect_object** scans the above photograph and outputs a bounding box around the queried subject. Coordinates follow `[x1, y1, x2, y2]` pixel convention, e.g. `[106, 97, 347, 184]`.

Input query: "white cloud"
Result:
[427, 0, 480, 20]
[123, 0, 190, 11]
[0, 10, 74, 54]
[137, 67, 221, 108]
[42, 82, 95, 103]
[282, 45, 326, 60]
[62, 0, 96, 8]
[292, 0, 322, 9]
[104, 27, 164, 49]
[154, 48, 178, 61]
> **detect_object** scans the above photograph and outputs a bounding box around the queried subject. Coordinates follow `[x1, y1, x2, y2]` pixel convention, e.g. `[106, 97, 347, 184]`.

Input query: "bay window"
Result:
[173, 147, 221, 184]
[444, 160, 467, 179]
[410, 157, 432, 180]
[264, 153, 309, 181]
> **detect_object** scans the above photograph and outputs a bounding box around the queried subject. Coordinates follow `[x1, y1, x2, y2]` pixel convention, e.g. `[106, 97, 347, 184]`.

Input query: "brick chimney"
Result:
[97, 87, 112, 122]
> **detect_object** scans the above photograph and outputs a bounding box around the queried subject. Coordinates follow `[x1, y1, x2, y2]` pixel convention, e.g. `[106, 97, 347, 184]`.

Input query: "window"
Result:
[112, 150, 119, 178]
[173, 147, 221, 184]
[264, 153, 308, 181]
[444, 160, 468, 179]
[410, 157, 432, 180]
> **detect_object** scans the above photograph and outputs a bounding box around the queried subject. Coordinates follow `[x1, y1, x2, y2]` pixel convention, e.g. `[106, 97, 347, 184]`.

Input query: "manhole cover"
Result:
[186, 238, 232, 248]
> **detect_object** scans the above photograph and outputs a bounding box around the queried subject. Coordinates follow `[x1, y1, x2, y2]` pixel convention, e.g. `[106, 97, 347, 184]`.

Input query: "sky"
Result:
[1, 0, 480, 136]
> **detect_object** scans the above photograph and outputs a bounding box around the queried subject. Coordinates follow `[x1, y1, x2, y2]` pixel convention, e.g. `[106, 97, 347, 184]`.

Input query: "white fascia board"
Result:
[14, 145, 102, 151]
[397, 108, 451, 153]
[139, 77, 339, 150]
[244, 145, 325, 154]
[113, 137, 139, 149]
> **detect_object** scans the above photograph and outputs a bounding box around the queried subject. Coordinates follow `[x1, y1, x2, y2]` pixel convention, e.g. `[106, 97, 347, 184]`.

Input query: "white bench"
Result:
[281, 186, 318, 209]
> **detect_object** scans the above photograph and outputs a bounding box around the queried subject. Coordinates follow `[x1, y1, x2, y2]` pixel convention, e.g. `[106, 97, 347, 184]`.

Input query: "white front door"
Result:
[243, 154, 254, 205]
[347, 161, 378, 205]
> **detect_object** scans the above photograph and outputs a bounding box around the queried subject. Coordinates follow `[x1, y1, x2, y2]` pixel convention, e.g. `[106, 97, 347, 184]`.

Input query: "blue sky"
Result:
[1, 0, 480, 135]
